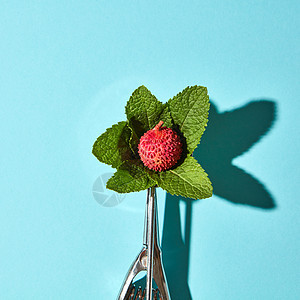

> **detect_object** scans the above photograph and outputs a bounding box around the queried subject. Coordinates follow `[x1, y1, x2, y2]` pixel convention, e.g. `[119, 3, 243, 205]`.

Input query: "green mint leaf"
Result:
[168, 86, 210, 153]
[106, 162, 156, 193]
[128, 127, 140, 157]
[92, 121, 132, 168]
[158, 104, 173, 129]
[156, 156, 213, 199]
[125, 86, 166, 137]
[127, 103, 174, 157]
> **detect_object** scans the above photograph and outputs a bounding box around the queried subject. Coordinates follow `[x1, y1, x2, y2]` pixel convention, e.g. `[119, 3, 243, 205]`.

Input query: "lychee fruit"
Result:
[138, 121, 183, 172]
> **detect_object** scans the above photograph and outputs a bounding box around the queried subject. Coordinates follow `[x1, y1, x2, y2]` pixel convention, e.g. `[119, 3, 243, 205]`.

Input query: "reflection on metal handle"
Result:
[146, 187, 155, 300]
[117, 187, 170, 300]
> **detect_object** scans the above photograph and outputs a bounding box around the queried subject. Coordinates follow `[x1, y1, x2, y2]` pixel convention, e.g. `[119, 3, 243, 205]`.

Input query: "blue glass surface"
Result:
[0, 1, 299, 299]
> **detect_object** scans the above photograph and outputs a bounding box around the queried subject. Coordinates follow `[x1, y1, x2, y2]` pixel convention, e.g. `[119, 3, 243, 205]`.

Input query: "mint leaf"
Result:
[125, 86, 169, 137]
[106, 163, 156, 193]
[92, 121, 132, 168]
[128, 127, 140, 157]
[168, 86, 210, 153]
[156, 156, 212, 199]
[158, 104, 173, 129]
[127, 103, 174, 156]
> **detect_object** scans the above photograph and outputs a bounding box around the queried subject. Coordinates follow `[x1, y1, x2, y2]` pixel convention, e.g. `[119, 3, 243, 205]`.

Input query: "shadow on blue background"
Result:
[196, 100, 277, 209]
[161, 99, 277, 299]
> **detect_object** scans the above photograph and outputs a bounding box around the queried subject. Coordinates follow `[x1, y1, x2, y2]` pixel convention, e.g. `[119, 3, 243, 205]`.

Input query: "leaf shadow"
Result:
[195, 100, 276, 208]
[161, 99, 277, 299]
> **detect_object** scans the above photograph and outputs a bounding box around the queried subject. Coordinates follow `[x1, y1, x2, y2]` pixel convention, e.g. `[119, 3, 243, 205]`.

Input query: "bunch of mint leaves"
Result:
[92, 85, 213, 200]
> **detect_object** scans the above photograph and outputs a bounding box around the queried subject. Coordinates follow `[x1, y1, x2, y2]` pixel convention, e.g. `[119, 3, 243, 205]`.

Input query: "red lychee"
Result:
[138, 121, 183, 172]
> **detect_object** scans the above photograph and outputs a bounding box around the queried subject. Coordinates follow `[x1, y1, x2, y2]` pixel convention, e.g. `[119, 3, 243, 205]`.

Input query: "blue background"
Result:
[1, 1, 299, 299]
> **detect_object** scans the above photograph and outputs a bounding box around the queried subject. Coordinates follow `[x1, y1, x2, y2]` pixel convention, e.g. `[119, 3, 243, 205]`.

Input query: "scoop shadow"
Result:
[161, 100, 277, 299]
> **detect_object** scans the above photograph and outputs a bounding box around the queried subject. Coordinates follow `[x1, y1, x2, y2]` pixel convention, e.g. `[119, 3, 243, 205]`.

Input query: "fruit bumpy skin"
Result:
[138, 121, 183, 172]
